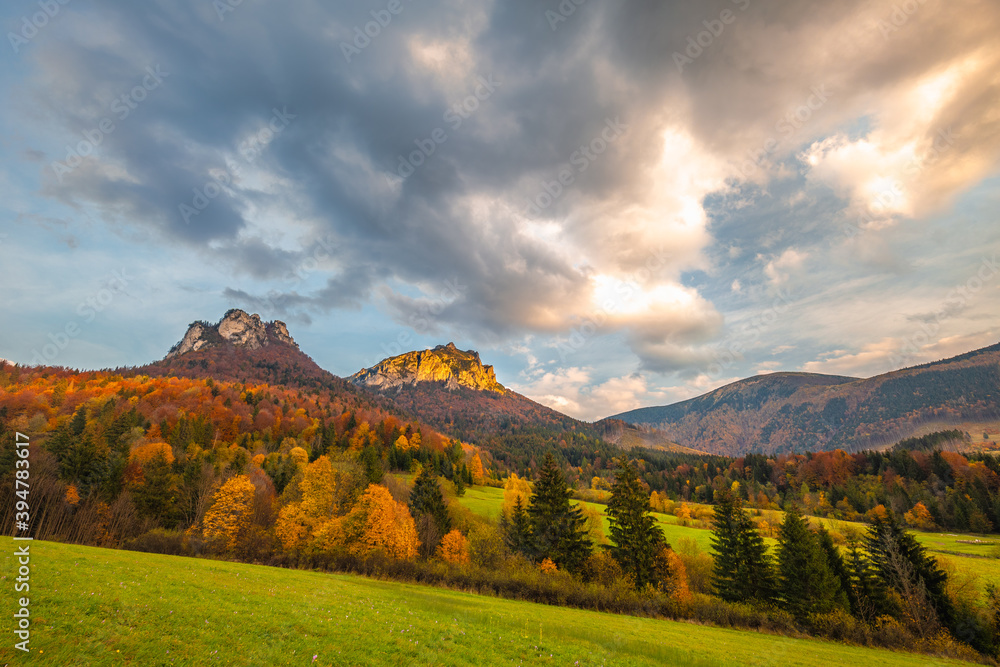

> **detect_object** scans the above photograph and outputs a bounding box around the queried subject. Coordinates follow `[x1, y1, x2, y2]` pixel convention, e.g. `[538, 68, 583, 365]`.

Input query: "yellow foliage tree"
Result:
[275, 456, 339, 551]
[343, 484, 419, 560]
[300, 456, 338, 518]
[539, 558, 558, 574]
[64, 484, 80, 506]
[203, 475, 256, 550]
[437, 529, 470, 564]
[394, 435, 410, 451]
[289, 446, 309, 467]
[502, 473, 532, 516]
[275, 502, 309, 551]
[580, 504, 608, 545]
[468, 453, 485, 485]
[252, 453, 266, 468]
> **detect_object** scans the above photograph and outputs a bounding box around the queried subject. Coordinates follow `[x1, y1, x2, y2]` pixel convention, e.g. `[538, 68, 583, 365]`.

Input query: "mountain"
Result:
[350, 343, 505, 393]
[349, 343, 584, 435]
[347, 344, 634, 470]
[610, 342, 1000, 455]
[135, 309, 355, 394]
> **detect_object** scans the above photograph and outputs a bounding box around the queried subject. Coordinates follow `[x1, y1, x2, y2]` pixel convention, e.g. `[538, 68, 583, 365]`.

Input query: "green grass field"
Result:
[0, 541, 978, 666]
[457, 485, 1000, 593]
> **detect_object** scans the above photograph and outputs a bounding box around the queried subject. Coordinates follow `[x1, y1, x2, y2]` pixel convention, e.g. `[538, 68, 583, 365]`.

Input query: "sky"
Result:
[1, 0, 999, 421]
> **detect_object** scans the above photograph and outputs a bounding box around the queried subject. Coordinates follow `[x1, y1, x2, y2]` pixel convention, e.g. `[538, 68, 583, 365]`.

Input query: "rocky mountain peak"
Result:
[350, 344, 505, 393]
[166, 309, 299, 358]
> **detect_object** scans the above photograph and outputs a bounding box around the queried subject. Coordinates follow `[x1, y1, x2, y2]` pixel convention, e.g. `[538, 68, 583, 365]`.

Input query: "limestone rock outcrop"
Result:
[349, 343, 506, 393]
[166, 309, 298, 358]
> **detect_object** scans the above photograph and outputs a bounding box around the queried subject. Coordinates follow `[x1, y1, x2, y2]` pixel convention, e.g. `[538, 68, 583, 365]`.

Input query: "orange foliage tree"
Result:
[342, 484, 419, 559]
[904, 501, 936, 530]
[468, 453, 485, 485]
[437, 529, 470, 564]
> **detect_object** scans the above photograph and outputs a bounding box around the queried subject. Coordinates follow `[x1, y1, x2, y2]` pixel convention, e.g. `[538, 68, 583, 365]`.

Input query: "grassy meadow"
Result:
[0, 541, 980, 666]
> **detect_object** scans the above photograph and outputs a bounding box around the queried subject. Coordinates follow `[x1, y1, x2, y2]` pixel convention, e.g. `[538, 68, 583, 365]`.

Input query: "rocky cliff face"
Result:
[166, 309, 298, 358]
[349, 343, 506, 393]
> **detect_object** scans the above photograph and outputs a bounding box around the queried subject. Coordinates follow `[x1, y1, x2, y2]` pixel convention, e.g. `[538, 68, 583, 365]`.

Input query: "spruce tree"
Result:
[776, 507, 845, 620]
[607, 458, 666, 589]
[408, 467, 451, 537]
[844, 535, 892, 623]
[501, 496, 533, 556]
[527, 453, 592, 572]
[815, 525, 851, 612]
[711, 490, 775, 603]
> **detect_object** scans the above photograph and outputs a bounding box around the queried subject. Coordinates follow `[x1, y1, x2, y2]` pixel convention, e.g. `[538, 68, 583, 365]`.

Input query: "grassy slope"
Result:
[0, 541, 975, 666]
[458, 486, 1000, 587]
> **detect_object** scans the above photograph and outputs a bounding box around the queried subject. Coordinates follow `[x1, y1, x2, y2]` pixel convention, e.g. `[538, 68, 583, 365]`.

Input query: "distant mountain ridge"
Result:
[610, 343, 1000, 455]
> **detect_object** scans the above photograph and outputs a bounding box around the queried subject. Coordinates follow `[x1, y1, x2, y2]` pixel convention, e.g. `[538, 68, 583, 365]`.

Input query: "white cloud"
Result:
[512, 368, 670, 422]
[763, 248, 808, 286]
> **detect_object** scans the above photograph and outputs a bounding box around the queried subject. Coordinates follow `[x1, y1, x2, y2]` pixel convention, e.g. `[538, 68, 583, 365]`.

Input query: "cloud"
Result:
[512, 368, 668, 422]
[763, 248, 809, 286]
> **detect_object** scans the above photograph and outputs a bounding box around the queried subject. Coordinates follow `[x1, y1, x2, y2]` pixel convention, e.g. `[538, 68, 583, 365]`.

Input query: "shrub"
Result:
[123, 529, 191, 556]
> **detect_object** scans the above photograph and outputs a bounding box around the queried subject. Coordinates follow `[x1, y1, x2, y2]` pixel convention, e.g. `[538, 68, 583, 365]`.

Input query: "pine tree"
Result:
[710, 490, 775, 603]
[527, 453, 592, 572]
[776, 506, 845, 620]
[607, 458, 666, 589]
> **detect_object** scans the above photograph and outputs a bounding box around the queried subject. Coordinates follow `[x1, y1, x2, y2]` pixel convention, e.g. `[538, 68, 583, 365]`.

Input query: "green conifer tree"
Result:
[527, 453, 592, 572]
[776, 507, 845, 620]
[711, 490, 775, 603]
[501, 496, 533, 556]
[408, 466, 451, 537]
[607, 458, 667, 589]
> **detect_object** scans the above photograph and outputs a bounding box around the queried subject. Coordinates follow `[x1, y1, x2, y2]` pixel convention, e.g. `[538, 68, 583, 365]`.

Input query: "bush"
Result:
[809, 609, 869, 644]
[123, 529, 191, 556]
